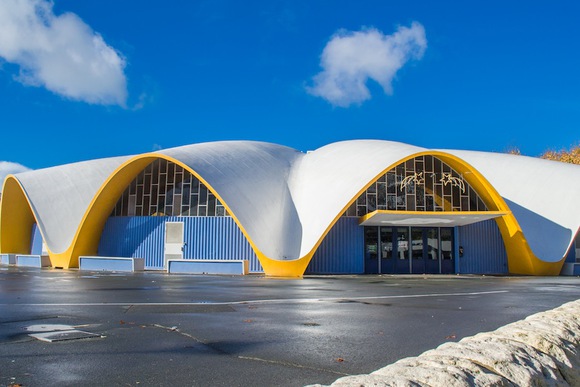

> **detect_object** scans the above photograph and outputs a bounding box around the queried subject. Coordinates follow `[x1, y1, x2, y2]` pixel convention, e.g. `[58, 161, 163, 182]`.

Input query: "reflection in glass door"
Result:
[364, 227, 379, 274]
[440, 228, 454, 274]
[411, 228, 425, 273]
[380, 227, 395, 273]
[395, 227, 410, 274]
[424, 228, 440, 274]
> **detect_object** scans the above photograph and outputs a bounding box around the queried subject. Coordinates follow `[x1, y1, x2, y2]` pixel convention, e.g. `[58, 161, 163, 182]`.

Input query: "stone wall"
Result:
[310, 299, 580, 386]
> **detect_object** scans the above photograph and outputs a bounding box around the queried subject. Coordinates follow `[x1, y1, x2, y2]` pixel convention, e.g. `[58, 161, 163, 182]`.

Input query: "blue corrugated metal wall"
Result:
[305, 217, 364, 274]
[98, 216, 262, 272]
[564, 240, 576, 262]
[30, 223, 43, 255]
[457, 219, 508, 274]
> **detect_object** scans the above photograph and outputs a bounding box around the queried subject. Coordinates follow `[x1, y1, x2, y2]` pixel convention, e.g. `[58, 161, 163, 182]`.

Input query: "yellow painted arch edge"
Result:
[0, 175, 38, 256]
[53, 153, 278, 270]
[0, 154, 294, 273]
[264, 150, 566, 277]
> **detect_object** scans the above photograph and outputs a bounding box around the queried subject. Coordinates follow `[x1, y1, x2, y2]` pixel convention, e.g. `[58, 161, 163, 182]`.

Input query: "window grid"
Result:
[345, 155, 488, 217]
[112, 159, 228, 217]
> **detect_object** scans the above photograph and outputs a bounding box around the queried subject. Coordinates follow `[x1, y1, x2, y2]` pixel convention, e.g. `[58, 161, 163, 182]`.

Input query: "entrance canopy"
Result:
[359, 210, 508, 228]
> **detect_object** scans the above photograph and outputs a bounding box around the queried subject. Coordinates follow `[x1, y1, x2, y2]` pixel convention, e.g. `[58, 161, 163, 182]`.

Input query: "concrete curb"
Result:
[309, 299, 580, 387]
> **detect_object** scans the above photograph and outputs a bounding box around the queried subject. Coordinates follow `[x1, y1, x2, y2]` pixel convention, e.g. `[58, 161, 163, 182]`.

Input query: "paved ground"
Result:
[0, 267, 579, 387]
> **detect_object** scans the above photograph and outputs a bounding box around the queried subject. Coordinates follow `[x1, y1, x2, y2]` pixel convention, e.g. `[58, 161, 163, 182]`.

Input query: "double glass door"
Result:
[364, 226, 454, 274]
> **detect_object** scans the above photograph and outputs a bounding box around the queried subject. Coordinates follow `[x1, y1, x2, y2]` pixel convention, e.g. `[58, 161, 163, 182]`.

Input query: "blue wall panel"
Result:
[457, 219, 508, 274]
[30, 223, 43, 255]
[564, 240, 576, 263]
[181, 217, 261, 272]
[98, 216, 262, 272]
[306, 217, 364, 274]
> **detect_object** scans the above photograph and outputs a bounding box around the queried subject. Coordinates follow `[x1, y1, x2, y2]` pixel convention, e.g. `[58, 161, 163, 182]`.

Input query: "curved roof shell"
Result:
[440, 149, 580, 263]
[8, 155, 132, 254]
[2, 139, 579, 276]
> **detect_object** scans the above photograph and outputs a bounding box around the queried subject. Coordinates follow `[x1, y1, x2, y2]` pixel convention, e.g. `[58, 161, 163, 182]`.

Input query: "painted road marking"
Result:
[2, 290, 508, 306]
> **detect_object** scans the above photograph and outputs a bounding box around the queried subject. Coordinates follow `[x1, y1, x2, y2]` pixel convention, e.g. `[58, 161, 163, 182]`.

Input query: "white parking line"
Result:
[2, 290, 508, 307]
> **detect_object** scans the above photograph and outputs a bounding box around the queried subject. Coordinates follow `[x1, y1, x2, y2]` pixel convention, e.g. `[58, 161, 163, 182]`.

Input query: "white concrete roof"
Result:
[14, 155, 132, 254]
[158, 141, 302, 260]
[441, 149, 580, 262]
[9, 140, 580, 263]
[288, 140, 425, 257]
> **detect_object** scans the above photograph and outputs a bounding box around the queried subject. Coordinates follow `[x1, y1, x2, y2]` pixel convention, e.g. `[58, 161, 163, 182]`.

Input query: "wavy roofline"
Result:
[1, 141, 572, 276]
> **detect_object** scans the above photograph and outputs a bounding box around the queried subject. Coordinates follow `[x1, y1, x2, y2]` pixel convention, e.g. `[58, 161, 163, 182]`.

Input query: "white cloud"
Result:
[0, 0, 127, 106]
[306, 22, 427, 107]
[0, 161, 31, 193]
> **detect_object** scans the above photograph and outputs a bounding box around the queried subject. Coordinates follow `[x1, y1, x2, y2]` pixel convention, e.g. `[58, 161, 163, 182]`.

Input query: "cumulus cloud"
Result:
[306, 22, 427, 107]
[0, 0, 127, 106]
[0, 161, 31, 193]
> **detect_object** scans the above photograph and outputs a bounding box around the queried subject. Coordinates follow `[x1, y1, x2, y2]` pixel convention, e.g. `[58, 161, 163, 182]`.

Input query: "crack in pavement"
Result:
[150, 323, 349, 377]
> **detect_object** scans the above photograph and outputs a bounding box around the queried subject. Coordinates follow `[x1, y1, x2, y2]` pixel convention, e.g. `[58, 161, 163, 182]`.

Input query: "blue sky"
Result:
[1, 1, 579, 175]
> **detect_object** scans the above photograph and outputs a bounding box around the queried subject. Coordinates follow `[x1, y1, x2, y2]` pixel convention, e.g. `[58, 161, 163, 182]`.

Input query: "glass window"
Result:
[387, 195, 397, 210]
[397, 227, 409, 260]
[365, 227, 378, 260]
[377, 184, 387, 209]
[411, 228, 423, 259]
[387, 173, 396, 194]
[380, 227, 393, 259]
[426, 228, 439, 260]
[367, 194, 376, 212]
[346, 155, 489, 216]
[199, 185, 208, 204]
[441, 228, 453, 259]
[207, 194, 216, 216]
[111, 160, 229, 218]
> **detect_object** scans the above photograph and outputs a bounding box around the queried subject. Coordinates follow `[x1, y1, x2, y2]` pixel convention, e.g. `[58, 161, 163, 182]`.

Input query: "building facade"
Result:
[2, 140, 579, 276]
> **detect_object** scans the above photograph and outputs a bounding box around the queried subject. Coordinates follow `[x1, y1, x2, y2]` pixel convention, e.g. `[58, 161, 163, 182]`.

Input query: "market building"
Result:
[1, 140, 579, 276]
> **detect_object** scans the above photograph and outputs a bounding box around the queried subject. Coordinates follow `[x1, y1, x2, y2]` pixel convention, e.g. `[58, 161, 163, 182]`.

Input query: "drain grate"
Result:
[29, 329, 101, 342]
[26, 323, 103, 342]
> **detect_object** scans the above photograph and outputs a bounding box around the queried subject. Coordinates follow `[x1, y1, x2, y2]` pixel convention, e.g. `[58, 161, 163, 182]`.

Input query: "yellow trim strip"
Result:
[0, 176, 41, 257]
[49, 154, 278, 273]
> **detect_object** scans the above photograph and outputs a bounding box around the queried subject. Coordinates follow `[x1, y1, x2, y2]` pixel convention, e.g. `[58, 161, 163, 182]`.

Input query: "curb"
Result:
[309, 299, 580, 386]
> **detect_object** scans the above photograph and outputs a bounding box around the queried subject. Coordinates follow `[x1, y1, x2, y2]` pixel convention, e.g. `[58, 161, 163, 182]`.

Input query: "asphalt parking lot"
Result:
[1, 267, 579, 387]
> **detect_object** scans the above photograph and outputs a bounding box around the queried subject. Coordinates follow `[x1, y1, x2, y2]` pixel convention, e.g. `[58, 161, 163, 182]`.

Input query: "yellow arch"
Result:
[260, 151, 564, 277]
[47, 154, 275, 270]
[49, 156, 155, 268]
[433, 152, 564, 275]
[0, 176, 39, 256]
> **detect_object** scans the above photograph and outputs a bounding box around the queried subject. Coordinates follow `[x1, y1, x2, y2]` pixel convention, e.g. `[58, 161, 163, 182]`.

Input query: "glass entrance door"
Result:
[379, 227, 395, 274]
[394, 227, 410, 274]
[411, 227, 446, 274]
[440, 228, 454, 274]
[424, 228, 440, 274]
[364, 227, 379, 274]
[364, 226, 455, 274]
[411, 228, 425, 273]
